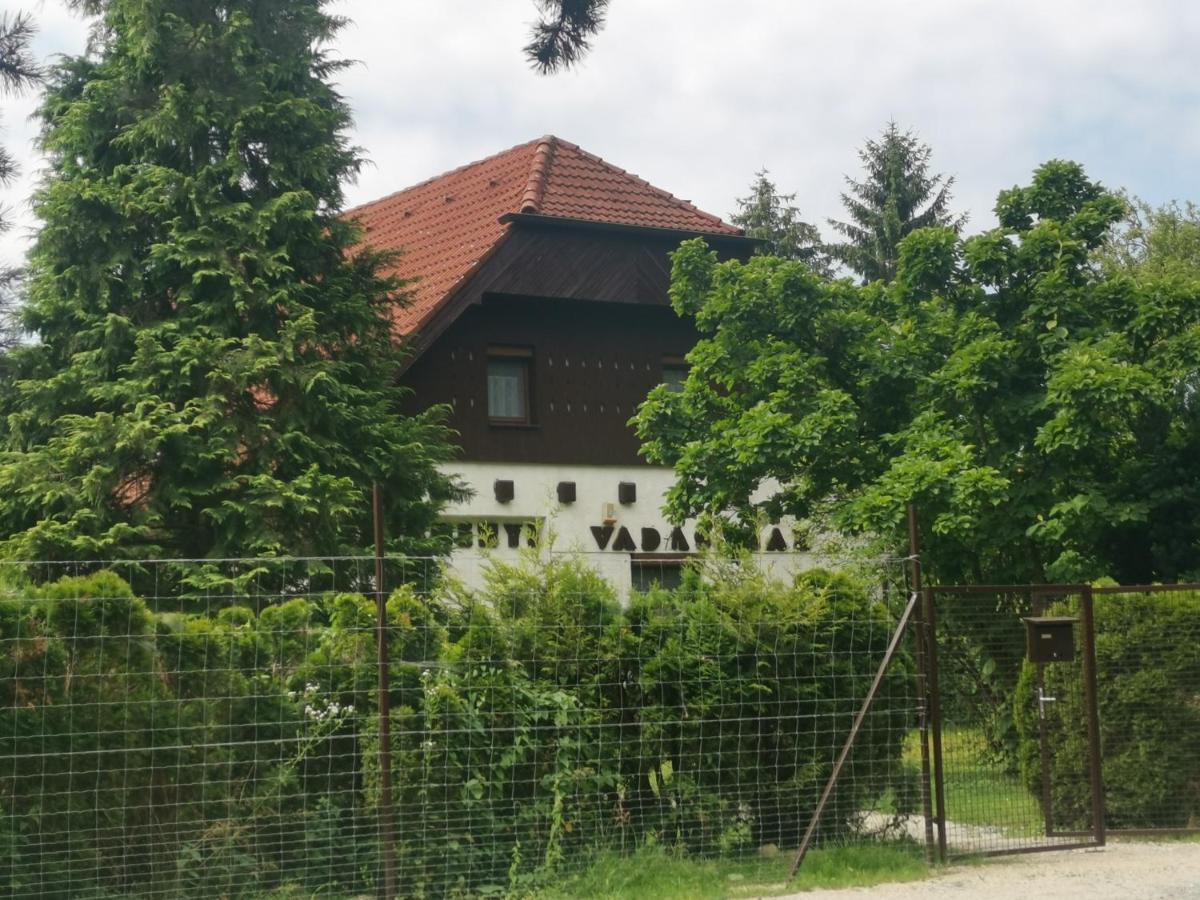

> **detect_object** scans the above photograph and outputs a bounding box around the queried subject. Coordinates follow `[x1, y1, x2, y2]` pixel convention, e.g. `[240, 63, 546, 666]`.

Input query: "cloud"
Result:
[3, 0, 1199, 269]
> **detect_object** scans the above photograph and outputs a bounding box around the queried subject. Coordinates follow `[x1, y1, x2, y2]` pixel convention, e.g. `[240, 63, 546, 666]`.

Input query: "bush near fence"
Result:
[1, 571, 378, 899]
[1014, 589, 1200, 830]
[1, 557, 913, 899]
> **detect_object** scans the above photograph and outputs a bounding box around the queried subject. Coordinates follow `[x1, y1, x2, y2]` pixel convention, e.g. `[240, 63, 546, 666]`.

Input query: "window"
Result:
[487, 348, 531, 423]
[662, 356, 689, 393]
[631, 559, 684, 592]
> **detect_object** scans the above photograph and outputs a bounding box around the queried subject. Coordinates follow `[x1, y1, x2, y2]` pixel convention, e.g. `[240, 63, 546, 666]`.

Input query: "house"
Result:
[353, 136, 810, 593]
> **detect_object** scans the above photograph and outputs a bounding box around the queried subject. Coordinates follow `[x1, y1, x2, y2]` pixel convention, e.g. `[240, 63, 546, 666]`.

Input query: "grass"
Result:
[540, 841, 928, 899]
[902, 727, 1044, 836]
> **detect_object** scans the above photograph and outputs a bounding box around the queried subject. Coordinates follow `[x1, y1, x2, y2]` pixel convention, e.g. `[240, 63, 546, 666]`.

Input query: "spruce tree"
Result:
[731, 169, 831, 276]
[0, 0, 460, 560]
[828, 121, 964, 282]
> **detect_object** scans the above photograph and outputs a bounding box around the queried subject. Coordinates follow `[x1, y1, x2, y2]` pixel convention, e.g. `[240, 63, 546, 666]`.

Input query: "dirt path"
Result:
[780, 842, 1200, 899]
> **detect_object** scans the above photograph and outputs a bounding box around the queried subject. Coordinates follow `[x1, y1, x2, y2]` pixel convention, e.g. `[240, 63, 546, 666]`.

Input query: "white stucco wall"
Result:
[437, 461, 812, 597]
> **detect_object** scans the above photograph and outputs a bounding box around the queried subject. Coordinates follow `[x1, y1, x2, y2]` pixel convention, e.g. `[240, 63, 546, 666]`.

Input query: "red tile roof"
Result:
[347, 136, 742, 334]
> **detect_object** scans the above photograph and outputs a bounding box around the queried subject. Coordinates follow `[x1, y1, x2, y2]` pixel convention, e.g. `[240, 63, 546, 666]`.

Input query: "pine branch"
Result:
[525, 0, 608, 74]
[0, 144, 16, 188]
[0, 265, 26, 353]
[0, 12, 41, 95]
[1, 9, 41, 304]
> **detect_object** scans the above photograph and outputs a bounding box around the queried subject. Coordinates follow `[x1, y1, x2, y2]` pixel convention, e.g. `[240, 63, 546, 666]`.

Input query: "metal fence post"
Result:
[1079, 585, 1106, 847]
[374, 484, 397, 899]
[922, 585, 949, 862]
[907, 505, 937, 864]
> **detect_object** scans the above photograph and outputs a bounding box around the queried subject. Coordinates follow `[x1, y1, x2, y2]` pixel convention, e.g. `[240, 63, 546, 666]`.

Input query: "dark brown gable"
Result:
[472, 227, 674, 307]
[400, 219, 753, 466]
[405, 220, 753, 366]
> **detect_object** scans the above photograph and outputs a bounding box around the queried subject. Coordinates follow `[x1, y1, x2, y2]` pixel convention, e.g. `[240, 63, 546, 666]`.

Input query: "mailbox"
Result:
[1023, 616, 1077, 663]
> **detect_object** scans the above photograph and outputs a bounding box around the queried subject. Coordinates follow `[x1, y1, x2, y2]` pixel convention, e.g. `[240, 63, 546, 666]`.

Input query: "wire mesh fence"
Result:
[1078, 584, 1200, 835]
[1, 552, 924, 899]
[924, 587, 1101, 857]
[1, 557, 429, 899]
[923, 581, 1200, 858]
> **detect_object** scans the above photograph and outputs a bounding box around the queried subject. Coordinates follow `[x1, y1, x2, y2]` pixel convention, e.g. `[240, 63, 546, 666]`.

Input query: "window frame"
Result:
[661, 355, 689, 393]
[487, 346, 534, 426]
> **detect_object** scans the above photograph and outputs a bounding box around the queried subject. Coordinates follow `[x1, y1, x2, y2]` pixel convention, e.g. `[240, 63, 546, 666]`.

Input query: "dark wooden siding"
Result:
[460, 226, 675, 308]
[402, 296, 698, 465]
[408, 222, 752, 359]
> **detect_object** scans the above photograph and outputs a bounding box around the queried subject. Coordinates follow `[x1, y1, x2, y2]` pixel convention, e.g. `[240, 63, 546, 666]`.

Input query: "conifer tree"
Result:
[0, 0, 460, 560]
[731, 169, 831, 276]
[828, 121, 964, 282]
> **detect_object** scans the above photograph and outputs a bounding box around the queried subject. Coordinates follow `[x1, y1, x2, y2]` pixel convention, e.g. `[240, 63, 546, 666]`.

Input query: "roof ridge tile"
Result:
[519, 135, 557, 214]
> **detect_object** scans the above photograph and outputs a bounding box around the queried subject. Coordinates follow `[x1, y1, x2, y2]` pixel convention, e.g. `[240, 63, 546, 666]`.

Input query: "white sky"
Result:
[3, 0, 1200, 268]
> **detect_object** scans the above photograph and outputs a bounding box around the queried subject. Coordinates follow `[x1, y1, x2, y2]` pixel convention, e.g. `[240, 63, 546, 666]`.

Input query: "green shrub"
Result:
[935, 591, 1031, 764]
[1013, 590, 1200, 829]
[367, 557, 913, 895]
[0, 574, 172, 896]
[622, 566, 913, 848]
[1, 560, 913, 898]
[0, 573, 371, 898]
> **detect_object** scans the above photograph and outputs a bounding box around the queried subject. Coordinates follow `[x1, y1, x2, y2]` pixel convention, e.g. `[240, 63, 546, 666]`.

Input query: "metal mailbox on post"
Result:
[1023, 616, 1078, 663]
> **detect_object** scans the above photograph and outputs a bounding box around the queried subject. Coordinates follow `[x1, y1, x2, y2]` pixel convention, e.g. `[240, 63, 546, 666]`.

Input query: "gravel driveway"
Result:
[782, 842, 1200, 899]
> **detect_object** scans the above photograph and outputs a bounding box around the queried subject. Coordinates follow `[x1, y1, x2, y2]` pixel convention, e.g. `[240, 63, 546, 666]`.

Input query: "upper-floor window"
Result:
[662, 356, 689, 393]
[488, 347, 532, 424]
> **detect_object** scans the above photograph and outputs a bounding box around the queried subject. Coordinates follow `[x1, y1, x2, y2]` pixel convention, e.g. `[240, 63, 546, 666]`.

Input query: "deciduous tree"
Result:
[1094, 195, 1200, 281]
[635, 161, 1200, 584]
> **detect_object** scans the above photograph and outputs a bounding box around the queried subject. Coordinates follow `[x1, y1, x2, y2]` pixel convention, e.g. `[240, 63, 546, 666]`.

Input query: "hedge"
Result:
[1013, 589, 1200, 830]
[0, 558, 913, 898]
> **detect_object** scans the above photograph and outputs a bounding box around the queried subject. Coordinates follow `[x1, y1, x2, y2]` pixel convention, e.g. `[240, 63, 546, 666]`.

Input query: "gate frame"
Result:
[1076, 582, 1200, 840]
[920, 583, 1106, 861]
[790, 573, 1200, 882]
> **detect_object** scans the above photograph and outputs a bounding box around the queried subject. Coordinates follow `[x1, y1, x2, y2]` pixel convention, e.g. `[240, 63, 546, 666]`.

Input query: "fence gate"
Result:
[922, 585, 1104, 859]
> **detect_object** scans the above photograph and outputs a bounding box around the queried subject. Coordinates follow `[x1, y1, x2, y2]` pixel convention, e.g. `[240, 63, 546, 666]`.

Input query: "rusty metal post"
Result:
[374, 484, 397, 899]
[1028, 588, 1060, 837]
[922, 586, 949, 862]
[1036, 657, 1057, 835]
[1079, 585, 1106, 847]
[907, 505, 936, 864]
[788, 588, 922, 880]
